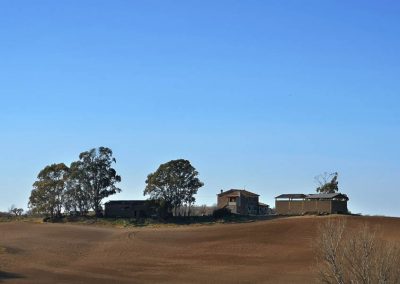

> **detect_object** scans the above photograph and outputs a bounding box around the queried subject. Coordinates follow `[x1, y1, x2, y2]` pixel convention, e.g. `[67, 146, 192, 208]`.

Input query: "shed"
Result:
[275, 192, 349, 215]
[104, 200, 151, 218]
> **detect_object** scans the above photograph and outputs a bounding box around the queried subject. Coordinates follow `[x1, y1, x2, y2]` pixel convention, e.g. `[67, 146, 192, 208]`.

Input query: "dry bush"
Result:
[315, 218, 400, 284]
[174, 204, 217, 216]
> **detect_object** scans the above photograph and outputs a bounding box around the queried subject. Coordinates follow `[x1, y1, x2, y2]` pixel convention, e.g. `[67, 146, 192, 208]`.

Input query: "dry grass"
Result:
[0, 216, 43, 224]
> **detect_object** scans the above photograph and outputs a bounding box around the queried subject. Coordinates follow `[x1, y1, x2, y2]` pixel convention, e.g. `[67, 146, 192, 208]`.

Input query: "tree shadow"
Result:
[0, 271, 24, 281]
[165, 214, 280, 225]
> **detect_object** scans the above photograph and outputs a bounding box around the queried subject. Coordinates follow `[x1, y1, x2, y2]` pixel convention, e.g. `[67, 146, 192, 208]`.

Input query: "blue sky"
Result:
[0, 1, 399, 216]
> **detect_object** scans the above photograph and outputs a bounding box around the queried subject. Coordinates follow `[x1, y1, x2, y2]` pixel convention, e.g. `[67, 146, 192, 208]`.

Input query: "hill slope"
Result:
[1, 215, 400, 283]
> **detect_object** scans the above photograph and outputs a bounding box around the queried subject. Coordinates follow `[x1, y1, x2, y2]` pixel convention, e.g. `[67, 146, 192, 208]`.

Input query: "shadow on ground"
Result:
[39, 214, 281, 228]
[0, 271, 24, 281]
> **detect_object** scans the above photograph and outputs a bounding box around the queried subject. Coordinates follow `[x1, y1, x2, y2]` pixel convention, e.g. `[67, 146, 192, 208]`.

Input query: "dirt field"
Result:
[1, 215, 400, 283]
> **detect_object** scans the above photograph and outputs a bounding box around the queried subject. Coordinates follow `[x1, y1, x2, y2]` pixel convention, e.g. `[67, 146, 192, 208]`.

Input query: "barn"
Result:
[275, 193, 349, 215]
[104, 200, 152, 218]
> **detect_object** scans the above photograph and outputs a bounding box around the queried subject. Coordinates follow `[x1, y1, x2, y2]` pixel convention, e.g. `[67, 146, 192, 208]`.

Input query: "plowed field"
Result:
[1, 215, 399, 283]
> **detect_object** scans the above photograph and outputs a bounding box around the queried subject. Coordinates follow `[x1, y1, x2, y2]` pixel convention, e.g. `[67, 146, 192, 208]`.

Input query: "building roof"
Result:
[259, 202, 269, 207]
[275, 194, 307, 199]
[218, 189, 259, 197]
[305, 193, 349, 201]
[275, 193, 349, 201]
[105, 200, 147, 205]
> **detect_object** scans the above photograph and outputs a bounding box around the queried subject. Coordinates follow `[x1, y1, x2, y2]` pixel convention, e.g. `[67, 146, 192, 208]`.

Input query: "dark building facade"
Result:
[104, 200, 152, 218]
[275, 193, 349, 215]
[258, 202, 270, 215]
[217, 189, 266, 215]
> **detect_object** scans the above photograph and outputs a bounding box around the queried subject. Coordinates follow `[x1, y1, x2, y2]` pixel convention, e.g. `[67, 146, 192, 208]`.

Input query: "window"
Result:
[229, 197, 237, 202]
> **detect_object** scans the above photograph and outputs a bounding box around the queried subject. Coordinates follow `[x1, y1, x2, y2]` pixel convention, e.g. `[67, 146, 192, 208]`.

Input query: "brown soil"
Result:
[1, 215, 400, 283]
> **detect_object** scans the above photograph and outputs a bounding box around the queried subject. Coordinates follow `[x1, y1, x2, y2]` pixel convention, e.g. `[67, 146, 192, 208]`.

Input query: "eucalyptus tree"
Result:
[73, 147, 121, 216]
[315, 172, 339, 193]
[63, 161, 91, 215]
[144, 159, 204, 216]
[28, 163, 69, 218]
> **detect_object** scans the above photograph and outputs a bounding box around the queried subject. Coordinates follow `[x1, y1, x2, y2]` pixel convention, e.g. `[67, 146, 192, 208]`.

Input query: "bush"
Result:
[315, 218, 400, 284]
[0, 212, 10, 217]
[42, 216, 64, 223]
[212, 207, 232, 219]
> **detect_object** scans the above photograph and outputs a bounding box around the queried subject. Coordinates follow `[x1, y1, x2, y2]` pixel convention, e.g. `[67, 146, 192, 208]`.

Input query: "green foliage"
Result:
[28, 163, 69, 218]
[144, 159, 204, 217]
[63, 161, 91, 215]
[27, 147, 121, 218]
[72, 147, 121, 216]
[316, 172, 339, 193]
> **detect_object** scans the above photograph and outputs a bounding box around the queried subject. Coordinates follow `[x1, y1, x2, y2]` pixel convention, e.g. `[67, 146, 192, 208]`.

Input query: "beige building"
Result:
[275, 193, 349, 215]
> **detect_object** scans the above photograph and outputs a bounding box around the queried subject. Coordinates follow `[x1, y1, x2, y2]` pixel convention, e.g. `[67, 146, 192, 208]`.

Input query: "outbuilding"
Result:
[104, 200, 152, 218]
[275, 193, 349, 215]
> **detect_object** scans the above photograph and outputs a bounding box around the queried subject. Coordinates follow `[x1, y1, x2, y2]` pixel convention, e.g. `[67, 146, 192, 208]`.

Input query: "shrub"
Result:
[212, 207, 232, 219]
[315, 218, 400, 284]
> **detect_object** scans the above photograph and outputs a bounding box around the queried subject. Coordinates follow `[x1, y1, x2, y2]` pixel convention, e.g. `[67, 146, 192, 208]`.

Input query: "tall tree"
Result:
[74, 147, 121, 216]
[144, 159, 204, 216]
[28, 163, 69, 218]
[315, 172, 339, 193]
[63, 161, 91, 215]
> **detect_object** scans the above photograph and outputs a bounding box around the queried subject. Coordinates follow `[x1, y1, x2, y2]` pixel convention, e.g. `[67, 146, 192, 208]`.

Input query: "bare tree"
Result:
[315, 218, 346, 284]
[344, 224, 375, 284]
[9, 205, 24, 216]
[374, 242, 400, 284]
[315, 218, 400, 284]
[199, 204, 207, 216]
[186, 204, 217, 216]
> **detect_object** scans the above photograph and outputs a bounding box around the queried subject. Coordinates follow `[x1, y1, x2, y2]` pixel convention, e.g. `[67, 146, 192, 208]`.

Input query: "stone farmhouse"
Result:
[217, 189, 269, 215]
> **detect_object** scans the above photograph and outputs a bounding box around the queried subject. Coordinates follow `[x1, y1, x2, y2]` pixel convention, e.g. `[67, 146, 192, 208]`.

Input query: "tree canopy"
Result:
[9, 205, 23, 216]
[144, 159, 204, 216]
[74, 147, 122, 216]
[315, 172, 339, 193]
[63, 161, 91, 215]
[28, 163, 69, 218]
[27, 147, 121, 218]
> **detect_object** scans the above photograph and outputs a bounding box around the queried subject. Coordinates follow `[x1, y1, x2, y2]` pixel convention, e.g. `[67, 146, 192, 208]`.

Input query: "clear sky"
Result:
[0, 1, 399, 216]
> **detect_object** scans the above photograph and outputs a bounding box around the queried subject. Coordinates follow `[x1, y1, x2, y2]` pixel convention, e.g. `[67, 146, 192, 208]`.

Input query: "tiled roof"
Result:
[306, 193, 349, 200]
[218, 189, 259, 197]
[105, 200, 147, 205]
[275, 194, 307, 199]
[275, 193, 349, 201]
